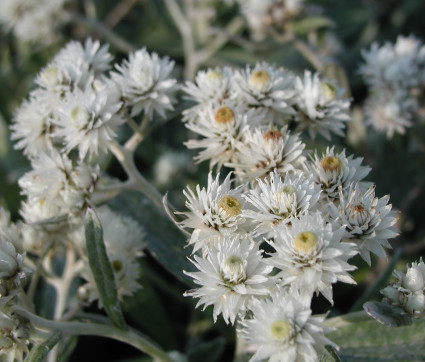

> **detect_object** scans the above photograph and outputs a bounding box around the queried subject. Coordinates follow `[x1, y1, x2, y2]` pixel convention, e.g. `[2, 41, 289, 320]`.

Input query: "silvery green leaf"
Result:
[363, 301, 412, 327]
[24, 331, 62, 362]
[84, 207, 127, 330]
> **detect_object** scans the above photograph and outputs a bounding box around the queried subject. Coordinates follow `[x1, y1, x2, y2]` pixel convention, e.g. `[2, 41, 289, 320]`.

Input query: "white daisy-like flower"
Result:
[294, 71, 351, 140]
[364, 93, 413, 138]
[10, 96, 56, 158]
[112, 48, 178, 118]
[79, 207, 145, 306]
[242, 169, 321, 237]
[178, 172, 246, 254]
[267, 213, 357, 303]
[184, 102, 254, 170]
[184, 235, 273, 324]
[54, 38, 113, 76]
[239, 288, 336, 362]
[54, 86, 125, 159]
[240, 0, 305, 41]
[232, 62, 297, 123]
[18, 151, 98, 212]
[0, 0, 68, 44]
[381, 258, 425, 315]
[306, 146, 371, 201]
[327, 183, 398, 265]
[228, 126, 306, 183]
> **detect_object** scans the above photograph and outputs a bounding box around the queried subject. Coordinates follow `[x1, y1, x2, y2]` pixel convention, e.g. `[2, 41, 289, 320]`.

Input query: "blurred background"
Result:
[1, 0, 425, 360]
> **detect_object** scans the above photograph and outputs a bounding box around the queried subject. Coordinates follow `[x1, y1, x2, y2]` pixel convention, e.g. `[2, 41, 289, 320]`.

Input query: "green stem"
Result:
[14, 308, 174, 362]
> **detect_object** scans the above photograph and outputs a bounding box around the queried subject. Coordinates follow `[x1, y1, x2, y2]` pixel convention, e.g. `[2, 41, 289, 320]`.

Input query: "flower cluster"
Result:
[179, 62, 398, 361]
[0, 0, 69, 44]
[381, 259, 425, 315]
[359, 35, 425, 137]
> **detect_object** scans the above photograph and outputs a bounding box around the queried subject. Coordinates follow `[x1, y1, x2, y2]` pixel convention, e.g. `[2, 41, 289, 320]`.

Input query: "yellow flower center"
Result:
[214, 107, 235, 124]
[222, 255, 246, 284]
[206, 70, 223, 81]
[263, 130, 282, 141]
[218, 195, 241, 217]
[294, 231, 317, 254]
[321, 82, 336, 101]
[249, 70, 270, 90]
[320, 156, 342, 172]
[270, 320, 292, 340]
[70, 106, 89, 124]
[43, 67, 60, 85]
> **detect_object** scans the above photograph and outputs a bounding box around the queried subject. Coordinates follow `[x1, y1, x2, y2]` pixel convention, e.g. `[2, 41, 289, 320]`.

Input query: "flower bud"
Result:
[381, 285, 400, 304]
[405, 292, 425, 314]
[0, 241, 22, 280]
[402, 266, 424, 292]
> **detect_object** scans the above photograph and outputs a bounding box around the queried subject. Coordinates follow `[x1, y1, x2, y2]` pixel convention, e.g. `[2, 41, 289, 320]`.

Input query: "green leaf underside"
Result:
[328, 317, 425, 360]
[24, 331, 62, 362]
[292, 16, 334, 34]
[363, 301, 413, 327]
[110, 192, 195, 286]
[84, 207, 127, 330]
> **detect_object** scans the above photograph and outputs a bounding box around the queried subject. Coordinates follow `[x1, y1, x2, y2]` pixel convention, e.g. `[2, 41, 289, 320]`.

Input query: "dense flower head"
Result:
[306, 146, 371, 201]
[327, 183, 398, 265]
[228, 126, 306, 183]
[184, 101, 258, 170]
[184, 235, 273, 324]
[239, 288, 336, 362]
[178, 172, 247, 254]
[267, 213, 357, 303]
[18, 151, 99, 213]
[112, 48, 178, 118]
[294, 71, 351, 140]
[242, 169, 321, 237]
[232, 62, 297, 123]
[359, 35, 425, 137]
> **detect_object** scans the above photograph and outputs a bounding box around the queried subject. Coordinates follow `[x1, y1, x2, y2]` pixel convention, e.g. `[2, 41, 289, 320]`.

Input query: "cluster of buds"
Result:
[381, 259, 425, 315]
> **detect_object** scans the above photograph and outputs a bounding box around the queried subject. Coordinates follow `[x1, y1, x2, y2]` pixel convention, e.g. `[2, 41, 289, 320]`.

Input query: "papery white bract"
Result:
[327, 183, 398, 265]
[294, 71, 351, 140]
[239, 288, 336, 362]
[178, 172, 246, 254]
[112, 48, 178, 118]
[242, 170, 321, 237]
[267, 213, 357, 303]
[229, 126, 306, 183]
[306, 146, 371, 201]
[184, 235, 273, 324]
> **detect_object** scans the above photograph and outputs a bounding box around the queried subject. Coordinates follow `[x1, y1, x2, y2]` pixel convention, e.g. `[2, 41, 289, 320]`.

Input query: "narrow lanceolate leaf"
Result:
[363, 301, 412, 327]
[84, 207, 127, 330]
[24, 331, 62, 362]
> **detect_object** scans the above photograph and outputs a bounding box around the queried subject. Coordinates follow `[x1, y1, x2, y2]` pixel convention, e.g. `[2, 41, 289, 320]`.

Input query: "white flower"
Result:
[364, 94, 413, 138]
[327, 183, 398, 265]
[112, 48, 178, 118]
[267, 213, 357, 303]
[0, 0, 68, 44]
[18, 151, 98, 212]
[232, 62, 297, 123]
[240, 0, 305, 41]
[294, 71, 351, 140]
[184, 102, 254, 170]
[178, 172, 247, 254]
[239, 288, 336, 362]
[306, 146, 371, 201]
[182, 67, 234, 123]
[79, 207, 145, 306]
[55, 86, 125, 159]
[10, 97, 56, 158]
[228, 126, 306, 183]
[184, 235, 273, 324]
[242, 170, 321, 237]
